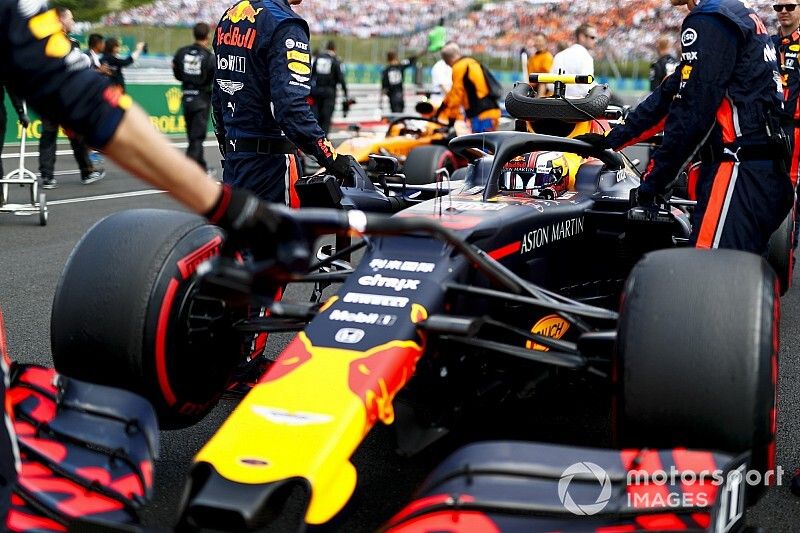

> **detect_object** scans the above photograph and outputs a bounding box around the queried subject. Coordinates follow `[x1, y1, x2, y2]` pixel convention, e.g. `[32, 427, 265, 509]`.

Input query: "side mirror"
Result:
[367, 155, 401, 176]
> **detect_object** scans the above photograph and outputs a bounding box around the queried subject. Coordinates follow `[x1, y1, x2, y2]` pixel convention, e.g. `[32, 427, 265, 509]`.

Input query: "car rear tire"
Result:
[615, 249, 778, 499]
[51, 209, 249, 428]
[403, 145, 456, 185]
[767, 208, 794, 296]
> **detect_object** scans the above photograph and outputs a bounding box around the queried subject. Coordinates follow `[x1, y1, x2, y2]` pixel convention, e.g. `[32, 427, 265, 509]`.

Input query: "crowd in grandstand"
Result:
[103, 0, 781, 61]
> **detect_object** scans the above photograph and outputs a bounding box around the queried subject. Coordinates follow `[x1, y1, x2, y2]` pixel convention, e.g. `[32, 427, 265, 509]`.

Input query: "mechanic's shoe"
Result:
[81, 170, 106, 185]
[41, 178, 58, 189]
[223, 355, 272, 398]
[89, 151, 104, 165]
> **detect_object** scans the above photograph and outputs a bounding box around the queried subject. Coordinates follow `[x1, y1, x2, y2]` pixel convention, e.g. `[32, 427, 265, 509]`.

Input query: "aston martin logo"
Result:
[165, 86, 183, 114]
[216, 79, 244, 95]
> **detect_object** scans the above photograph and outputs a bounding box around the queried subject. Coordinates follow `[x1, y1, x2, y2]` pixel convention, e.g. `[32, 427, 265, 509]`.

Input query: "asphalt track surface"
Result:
[1, 141, 800, 531]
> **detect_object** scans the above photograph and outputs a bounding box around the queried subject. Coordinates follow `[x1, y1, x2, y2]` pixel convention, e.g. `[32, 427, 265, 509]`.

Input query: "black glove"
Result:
[326, 154, 358, 181]
[574, 133, 611, 151]
[204, 185, 310, 276]
[630, 182, 657, 208]
[17, 113, 30, 128]
[205, 184, 278, 236]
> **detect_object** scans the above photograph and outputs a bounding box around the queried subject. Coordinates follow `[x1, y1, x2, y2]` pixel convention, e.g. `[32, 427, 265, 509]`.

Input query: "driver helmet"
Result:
[501, 151, 569, 199]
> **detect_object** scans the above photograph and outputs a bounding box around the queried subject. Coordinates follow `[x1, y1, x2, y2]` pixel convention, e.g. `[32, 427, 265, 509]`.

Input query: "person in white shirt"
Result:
[550, 23, 597, 98]
[431, 58, 453, 98]
[86, 34, 104, 70]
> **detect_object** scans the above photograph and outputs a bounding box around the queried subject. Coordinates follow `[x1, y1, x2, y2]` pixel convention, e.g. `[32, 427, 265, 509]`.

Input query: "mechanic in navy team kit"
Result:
[0, 0, 287, 523]
[578, 0, 793, 254]
[310, 40, 349, 135]
[173, 22, 216, 171]
[382, 51, 416, 113]
[212, 0, 356, 205]
[773, 0, 800, 250]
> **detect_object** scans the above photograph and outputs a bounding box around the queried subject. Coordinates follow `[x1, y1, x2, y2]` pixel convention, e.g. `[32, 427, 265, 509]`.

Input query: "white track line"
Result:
[47, 189, 166, 206]
[0, 140, 216, 159]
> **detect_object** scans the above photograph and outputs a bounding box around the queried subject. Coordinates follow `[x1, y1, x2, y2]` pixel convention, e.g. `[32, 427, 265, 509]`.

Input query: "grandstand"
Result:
[102, 0, 782, 61]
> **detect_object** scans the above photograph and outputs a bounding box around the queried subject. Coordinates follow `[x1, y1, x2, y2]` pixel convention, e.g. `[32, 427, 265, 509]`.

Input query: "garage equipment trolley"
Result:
[0, 102, 47, 226]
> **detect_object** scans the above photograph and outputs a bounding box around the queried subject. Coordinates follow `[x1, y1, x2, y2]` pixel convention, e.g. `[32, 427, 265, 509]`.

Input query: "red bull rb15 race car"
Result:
[31, 80, 782, 532]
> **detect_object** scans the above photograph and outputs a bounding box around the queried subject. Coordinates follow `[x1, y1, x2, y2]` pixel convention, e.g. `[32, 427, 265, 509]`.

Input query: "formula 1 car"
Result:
[47, 119, 778, 531]
[336, 114, 466, 184]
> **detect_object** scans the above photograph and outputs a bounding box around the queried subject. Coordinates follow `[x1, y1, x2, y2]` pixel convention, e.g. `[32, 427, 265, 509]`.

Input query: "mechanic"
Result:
[578, 0, 793, 254]
[212, 0, 356, 204]
[382, 51, 416, 113]
[310, 40, 349, 135]
[173, 22, 216, 172]
[550, 23, 598, 98]
[38, 7, 104, 188]
[527, 32, 554, 96]
[649, 34, 679, 91]
[0, 0, 287, 524]
[0, 83, 29, 180]
[773, 0, 800, 189]
[436, 42, 501, 133]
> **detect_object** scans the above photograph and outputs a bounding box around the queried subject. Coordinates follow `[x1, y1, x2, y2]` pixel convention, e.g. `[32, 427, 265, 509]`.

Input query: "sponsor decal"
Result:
[445, 201, 508, 212]
[681, 51, 697, 61]
[358, 274, 420, 292]
[28, 8, 61, 39]
[520, 217, 584, 254]
[229, 139, 238, 151]
[288, 61, 312, 75]
[291, 73, 311, 83]
[368, 259, 435, 273]
[285, 38, 310, 51]
[764, 44, 778, 63]
[223, 0, 263, 23]
[791, 44, 800, 52]
[317, 138, 336, 159]
[182, 53, 203, 76]
[289, 81, 311, 90]
[227, 102, 236, 115]
[251, 406, 332, 426]
[103, 86, 132, 110]
[681, 64, 693, 80]
[217, 54, 246, 73]
[526, 314, 570, 351]
[216, 26, 257, 50]
[748, 12, 768, 35]
[217, 79, 244, 95]
[165, 86, 182, 114]
[343, 292, 409, 308]
[329, 309, 398, 326]
[681, 28, 697, 47]
[335, 328, 365, 344]
[287, 50, 310, 63]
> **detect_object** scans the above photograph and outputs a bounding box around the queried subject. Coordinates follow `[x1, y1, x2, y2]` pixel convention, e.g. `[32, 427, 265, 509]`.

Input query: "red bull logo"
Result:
[348, 305, 428, 425]
[223, 1, 263, 24]
[348, 342, 424, 425]
[216, 26, 258, 50]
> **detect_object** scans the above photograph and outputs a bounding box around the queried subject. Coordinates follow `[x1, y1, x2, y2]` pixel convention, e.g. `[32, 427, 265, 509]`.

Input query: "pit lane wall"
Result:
[2, 71, 648, 144]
